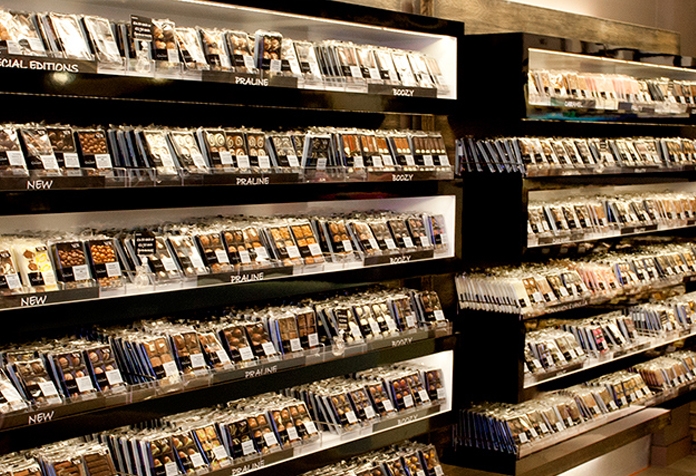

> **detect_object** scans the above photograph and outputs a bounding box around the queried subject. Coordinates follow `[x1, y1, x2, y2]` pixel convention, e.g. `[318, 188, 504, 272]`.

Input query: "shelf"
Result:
[445, 407, 669, 476]
[524, 327, 696, 388]
[0, 328, 455, 453]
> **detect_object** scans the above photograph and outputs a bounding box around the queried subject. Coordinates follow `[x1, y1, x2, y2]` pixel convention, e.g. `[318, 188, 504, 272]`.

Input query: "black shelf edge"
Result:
[1, 256, 461, 339]
[443, 407, 669, 476]
[0, 178, 456, 215]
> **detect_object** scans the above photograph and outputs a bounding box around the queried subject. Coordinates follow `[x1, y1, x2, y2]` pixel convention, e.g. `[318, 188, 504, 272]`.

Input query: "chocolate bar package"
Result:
[0, 10, 46, 56]
[19, 126, 61, 173]
[199, 28, 231, 71]
[0, 125, 28, 175]
[43, 12, 93, 60]
[82, 15, 123, 65]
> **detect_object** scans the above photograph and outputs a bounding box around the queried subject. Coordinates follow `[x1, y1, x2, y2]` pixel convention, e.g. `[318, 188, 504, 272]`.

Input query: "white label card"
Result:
[382, 154, 395, 166]
[262, 341, 276, 356]
[237, 155, 250, 169]
[386, 318, 398, 331]
[241, 439, 255, 455]
[216, 349, 231, 364]
[317, 158, 327, 170]
[6, 151, 24, 166]
[75, 375, 94, 393]
[434, 310, 446, 321]
[420, 236, 430, 247]
[63, 153, 80, 168]
[403, 394, 414, 408]
[368, 238, 380, 250]
[190, 253, 206, 270]
[437, 388, 447, 400]
[40, 154, 59, 170]
[434, 466, 444, 476]
[73, 264, 90, 281]
[369, 67, 381, 80]
[161, 257, 177, 272]
[165, 462, 178, 476]
[105, 261, 122, 277]
[304, 420, 318, 434]
[219, 150, 233, 165]
[423, 154, 434, 166]
[403, 236, 414, 248]
[349, 65, 362, 78]
[342, 240, 353, 252]
[556, 422, 564, 432]
[239, 346, 254, 361]
[166, 48, 179, 63]
[383, 399, 394, 412]
[94, 154, 112, 169]
[270, 59, 282, 73]
[255, 247, 269, 260]
[286, 425, 299, 441]
[5, 273, 20, 289]
[163, 360, 179, 377]
[308, 333, 319, 347]
[212, 445, 228, 460]
[214, 249, 230, 264]
[190, 353, 206, 369]
[345, 410, 358, 424]
[519, 432, 528, 444]
[385, 238, 397, 250]
[191, 151, 207, 168]
[239, 250, 251, 263]
[369, 320, 381, 335]
[364, 405, 376, 419]
[287, 155, 300, 167]
[439, 154, 450, 166]
[6, 40, 20, 55]
[372, 156, 383, 168]
[286, 245, 301, 259]
[349, 322, 361, 338]
[39, 380, 59, 397]
[189, 453, 205, 468]
[243, 55, 256, 70]
[106, 369, 124, 385]
[405, 155, 415, 166]
[418, 389, 430, 402]
[258, 155, 271, 169]
[290, 338, 302, 353]
[406, 315, 417, 328]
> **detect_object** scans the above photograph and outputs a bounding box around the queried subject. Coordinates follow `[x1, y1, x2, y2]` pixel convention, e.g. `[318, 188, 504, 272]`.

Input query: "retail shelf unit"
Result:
[0, 0, 464, 473]
[446, 32, 696, 475]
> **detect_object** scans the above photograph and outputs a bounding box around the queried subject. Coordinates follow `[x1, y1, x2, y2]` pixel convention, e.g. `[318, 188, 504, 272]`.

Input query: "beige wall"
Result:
[341, 0, 681, 55]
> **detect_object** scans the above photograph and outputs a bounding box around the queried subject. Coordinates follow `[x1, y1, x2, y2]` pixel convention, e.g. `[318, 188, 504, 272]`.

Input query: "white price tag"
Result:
[1, 385, 22, 404]
[303, 420, 318, 434]
[308, 243, 323, 257]
[270, 59, 282, 73]
[383, 399, 394, 412]
[316, 158, 328, 170]
[190, 253, 206, 270]
[262, 341, 276, 356]
[161, 257, 177, 272]
[382, 154, 395, 166]
[214, 249, 230, 264]
[159, 150, 176, 168]
[342, 240, 353, 252]
[405, 155, 415, 166]
[219, 150, 233, 165]
[438, 154, 450, 166]
[349, 65, 362, 78]
[437, 388, 447, 400]
[163, 360, 179, 377]
[345, 410, 358, 424]
[368, 67, 381, 80]
[539, 423, 549, 434]
[417, 471, 426, 476]
[635, 388, 644, 398]
[5, 40, 20, 55]
[385, 238, 397, 250]
[189, 453, 205, 468]
[364, 405, 376, 419]
[190, 353, 206, 369]
[239, 346, 254, 361]
[255, 246, 269, 260]
[6, 150, 24, 166]
[94, 154, 112, 169]
[423, 154, 434, 166]
[556, 422, 565, 432]
[239, 249, 251, 263]
[434, 466, 444, 476]
[258, 155, 271, 169]
[75, 375, 94, 393]
[241, 439, 256, 455]
[559, 286, 570, 297]
[403, 236, 414, 248]
[212, 445, 228, 460]
[567, 417, 573, 427]
[286, 425, 299, 441]
[4, 273, 20, 289]
[532, 292, 544, 303]
[106, 369, 124, 385]
[216, 349, 231, 364]
[191, 151, 207, 168]
[40, 154, 59, 170]
[243, 55, 256, 70]
[63, 153, 80, 169]
[43, 270, 56, 285]
[620, 396, 628, 406]
[568, 348, 577, 359]
[349, 322, 361, 338]
[420, 235, 430, 247]
[386, 317, 398, 331]
[290, 338, 302, 353]
[105, 261, 121, 278]
[287, 155, 300, 167]
[165, 462, 178, 476]
[263, 432, 278, 446]
[519, 432, 528, 444]
[72, 264, 90, 281]
[236, 155, 250, 169]
[372, 156, 383, 168]
[529, 427, 538, 438]
[308, 333, 319, 348]
[418, 389, 430, 403]
[434, 310, 446, 321]
[286, 245, 301, 259]
[166, 48, 179, 63]
[403, 394, 414, 408]
[369, 320, 381, 336]
[405, 315, 417, 328]
[368, 238, 379, 250]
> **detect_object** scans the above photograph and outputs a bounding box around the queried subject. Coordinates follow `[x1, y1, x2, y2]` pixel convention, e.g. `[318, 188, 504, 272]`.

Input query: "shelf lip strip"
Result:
[523, 327, 696, 388]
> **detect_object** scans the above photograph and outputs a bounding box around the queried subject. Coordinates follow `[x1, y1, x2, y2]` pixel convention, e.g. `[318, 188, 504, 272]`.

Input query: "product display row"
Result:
[298, 441, 444, 476]
[1, 439, 115, 476]
[0, 210, 448, 295]
[456, 135, 696, 176]
[633, 350, 696, 391]
[524, 291, 696, 379]
[528, 69, 692, 115]
[455, 242, 696, 316]
[457, 367, 657, 454]
[0, 123, 450, 179]
[528, 191, 696, 246]
[0, 8, 449, 93]
[0, 287, 446, 412]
